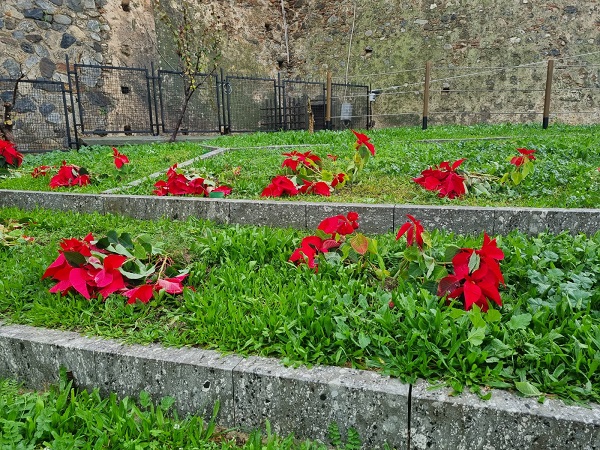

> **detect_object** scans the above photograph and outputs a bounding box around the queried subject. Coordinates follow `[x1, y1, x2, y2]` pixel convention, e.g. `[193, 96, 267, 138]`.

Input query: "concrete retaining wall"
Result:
[0, 323, 598, 449]
[1, 189, 599, 236]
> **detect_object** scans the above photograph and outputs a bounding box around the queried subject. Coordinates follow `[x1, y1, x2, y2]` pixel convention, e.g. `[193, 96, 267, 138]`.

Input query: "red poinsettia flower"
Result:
[156, 273, 188, 294]
[59, 233, 96, 257]
[331, 172, 347, 188]
[413, 159, 467, 199]
[298, 179, 331, 196]
[153, 164, 231, 197]
[289, 235, 324, 269]
[438, 232, 505, 312]
[395, 215, 425, 250]
[282, 150, 321, 173]
[50, 161, 90, 188]
[510, 148, 536, 167]
[0, 139, 23, 168]
[32, 165, 52, 178]
[352, 130, 375, 156]
[317, 212, 359, 237]
[112, 147, 130, 169]
[124, 284, 155, 304]
[261, 175, 299, 197]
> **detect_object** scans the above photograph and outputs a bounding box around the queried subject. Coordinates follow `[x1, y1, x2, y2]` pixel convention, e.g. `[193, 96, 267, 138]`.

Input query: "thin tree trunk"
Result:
[0, 76, 23, 143]
[169, 87, 195, 143]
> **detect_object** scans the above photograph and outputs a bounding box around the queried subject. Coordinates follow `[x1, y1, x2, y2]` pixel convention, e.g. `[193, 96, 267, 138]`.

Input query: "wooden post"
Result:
[542, 59, 554, 129]
[422, 61, 431, 130]
[325, 71, 332, 130]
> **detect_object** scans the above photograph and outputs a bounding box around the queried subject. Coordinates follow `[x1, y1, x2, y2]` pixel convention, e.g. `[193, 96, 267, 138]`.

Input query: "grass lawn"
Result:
[1, 207, 598, 404]
[2, 123, 599, 208]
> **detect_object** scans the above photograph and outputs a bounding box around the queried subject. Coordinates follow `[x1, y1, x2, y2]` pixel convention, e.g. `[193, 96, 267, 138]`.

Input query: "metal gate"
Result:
[71, 63, 155, 135]
[0, 78, 73, 152]
[281, 80, 326, 131]
[224, 75, 279, 132]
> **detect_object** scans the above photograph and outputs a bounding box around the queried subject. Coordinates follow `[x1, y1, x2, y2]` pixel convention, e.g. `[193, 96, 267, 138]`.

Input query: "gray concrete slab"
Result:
[305, 202, 395, 234]
[233, 355, 409, 449]
[0, 190, 104, 214]
[229, 199, 306, 229]
[410, 379, 600, 450]
[394, 205, 497, 235]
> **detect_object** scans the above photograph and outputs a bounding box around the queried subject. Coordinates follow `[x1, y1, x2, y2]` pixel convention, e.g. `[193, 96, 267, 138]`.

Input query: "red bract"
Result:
[396, 215, 425, 250]
[438, 233, 505, 312]
[32, 165, 52, 178]
[153, 165, 231, 197]
[413, 159, 467, 199]
[50, 161, 90, 188]
[510, 148, 536, 167]
[261, 175, 299, 197]
[113, 147, 130, 169]
[331, 172, 347, 188]
[0, 139, 23, 168]
[281, 150, 321, 172]
[289, 235, 324, 269]
[123, 274, 188, 304]
[298, 179, 331, 196]
[317, 212, 359, 237]
[352, 130, 375, 156]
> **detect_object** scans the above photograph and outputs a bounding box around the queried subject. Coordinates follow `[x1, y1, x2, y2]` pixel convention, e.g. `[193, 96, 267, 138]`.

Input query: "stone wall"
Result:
[1, 0, 598, 130]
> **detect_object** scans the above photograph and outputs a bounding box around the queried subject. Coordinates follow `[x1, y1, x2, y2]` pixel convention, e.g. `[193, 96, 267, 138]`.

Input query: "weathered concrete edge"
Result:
[1, 189, 599, 236]
[0, 323, 598, 450]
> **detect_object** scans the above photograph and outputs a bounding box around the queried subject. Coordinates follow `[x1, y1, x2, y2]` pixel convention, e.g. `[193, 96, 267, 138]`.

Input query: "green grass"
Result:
[0, 142, 208, 193]
[0, 207, 598, 404]
[3, 124, 599, 208]
[0, 376, 332, 449]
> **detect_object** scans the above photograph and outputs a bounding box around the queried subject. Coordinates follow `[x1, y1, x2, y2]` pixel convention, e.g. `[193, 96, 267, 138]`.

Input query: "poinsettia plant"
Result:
[413, 159, 468, 199]
[49, 161, 91, 188]
[289, 212, 388, 279]
[501, 148, 536, 186]
[262, 130, 374, 198]
[153, 164, 232, 197]
[394, 214, 505, 312]
[0, 139, 23, 174]
[0, 218, 34, 247]
[42, 230, 190, 304]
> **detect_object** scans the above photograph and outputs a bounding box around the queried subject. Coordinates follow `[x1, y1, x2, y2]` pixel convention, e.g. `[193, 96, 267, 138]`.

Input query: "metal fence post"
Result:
[543, 59, 554, 129]
[65, 55, 80, 149]
[422, 61, 431, 130]
[325, 71, 332, 130]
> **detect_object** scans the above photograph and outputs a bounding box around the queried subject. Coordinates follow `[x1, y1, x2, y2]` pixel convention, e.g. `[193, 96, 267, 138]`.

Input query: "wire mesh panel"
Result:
[551, 63, 600, 125]
[0, 78, 71, 152]
[331, 83, 370, 130]
[225, 75, 278, 132]
[282, 80, 325, 130]
[158, 71, 220, 133]
[428, 65, 548, 125]
[73, 64, 153, 135]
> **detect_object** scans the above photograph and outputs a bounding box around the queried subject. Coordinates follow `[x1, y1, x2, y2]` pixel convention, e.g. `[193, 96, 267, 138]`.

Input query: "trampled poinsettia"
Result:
[50, 161, 90, 188]
[282, 150, 321, 172]
[32, 165, 53, 178]
[0, 139, 23, 169]
[261, 174, 299, 197]
[43, 232, 191, 304]
[153, 164, 232, 197]
[437, 232, 505, 312]
[413, 159, 467, 199]
[112, 147, 130, 169]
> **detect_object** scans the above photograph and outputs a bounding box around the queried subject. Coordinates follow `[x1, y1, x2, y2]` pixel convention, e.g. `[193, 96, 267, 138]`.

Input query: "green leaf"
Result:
[357, 333, 371, 349]
[485, 308, 502, 323]
[118, 232, 134, 249]
[466, 327, 486, 347]
[507, 313, 532, 330]
[515, 381, 541, 397]
[209, 191, 225, 198]
[63, 251, 86, 267]
[423, 254, 436, 279]
[443, 245, 460, 262]
[403, 245, 421, 262]
[511, 171, 523, 185]
[468, 252, 480, 273]
[320, 170, 334, 182]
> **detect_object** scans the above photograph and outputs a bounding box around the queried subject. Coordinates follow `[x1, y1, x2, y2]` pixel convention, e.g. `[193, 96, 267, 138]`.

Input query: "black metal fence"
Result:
[2, 59, 369, 153]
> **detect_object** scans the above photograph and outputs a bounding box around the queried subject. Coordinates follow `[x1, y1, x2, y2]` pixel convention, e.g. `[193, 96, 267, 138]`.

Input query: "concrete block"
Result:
[0, 190, 103, 214]
[233, 356, 409, 449]
[229, 199, 305, 229]
[74, 338, 241, 426]
[544, 209, 600, 236]
[306, 202, 395, 234]
[395, 205, 496, 236]
[410, 380, 600, 450]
